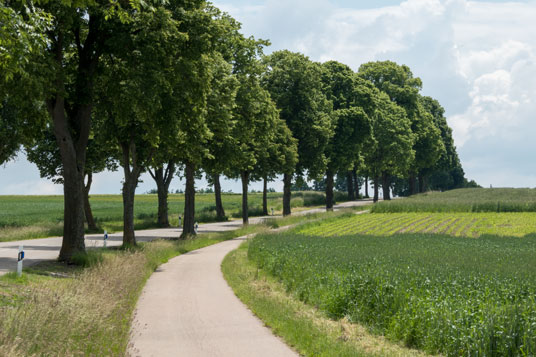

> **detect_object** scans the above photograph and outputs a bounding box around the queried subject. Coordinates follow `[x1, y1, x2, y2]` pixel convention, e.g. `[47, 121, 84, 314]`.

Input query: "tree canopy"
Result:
[0, 0, 476, 263]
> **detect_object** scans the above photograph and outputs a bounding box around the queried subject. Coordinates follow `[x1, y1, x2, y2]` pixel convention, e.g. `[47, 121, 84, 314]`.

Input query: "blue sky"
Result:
[1, 0, 536, 194]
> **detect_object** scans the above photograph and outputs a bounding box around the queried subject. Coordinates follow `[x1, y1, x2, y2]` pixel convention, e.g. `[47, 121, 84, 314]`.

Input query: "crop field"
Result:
[372, 187, 536, 213]
[0, 191, 339, 241]
[248, 228, 536, 356]
[296, 212, 536, 238]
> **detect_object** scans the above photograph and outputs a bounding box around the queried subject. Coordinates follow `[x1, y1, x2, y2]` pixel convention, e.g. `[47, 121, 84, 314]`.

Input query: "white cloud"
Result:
[2, 180, 62, 195]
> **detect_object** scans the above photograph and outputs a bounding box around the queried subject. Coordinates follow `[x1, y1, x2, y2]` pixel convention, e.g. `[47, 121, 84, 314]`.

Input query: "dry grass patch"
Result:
[0, 246, 158, 355]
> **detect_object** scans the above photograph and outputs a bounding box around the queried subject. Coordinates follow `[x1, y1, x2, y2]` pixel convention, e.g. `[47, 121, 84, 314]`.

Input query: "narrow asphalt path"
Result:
[0, 216, 265, 275]
[0, 200, 371, 275]
[128, 200, 371, 357]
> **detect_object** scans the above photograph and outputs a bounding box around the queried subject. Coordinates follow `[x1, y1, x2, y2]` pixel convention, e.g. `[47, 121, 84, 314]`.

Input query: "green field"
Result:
[0, 191, 343, 241]
[249, 225, 536, 356]
[297, 212, 536, 238]
[372, 188, 536, 213]
[246, 189, 536, 356]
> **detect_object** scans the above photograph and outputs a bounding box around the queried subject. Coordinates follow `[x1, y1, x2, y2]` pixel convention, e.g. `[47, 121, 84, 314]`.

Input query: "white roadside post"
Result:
[194, 222, 198, 235]
[271, 208, 274, 216]
[104, 230, 108, 248]
[17, 245, 24, 277]
[179, 215, 182, 228]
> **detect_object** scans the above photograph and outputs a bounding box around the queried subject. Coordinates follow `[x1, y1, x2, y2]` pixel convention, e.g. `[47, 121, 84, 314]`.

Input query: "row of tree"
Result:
[0, 0, 471, 262]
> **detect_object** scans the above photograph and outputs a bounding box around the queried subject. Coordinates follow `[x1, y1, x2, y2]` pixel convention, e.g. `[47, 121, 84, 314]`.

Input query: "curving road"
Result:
[128, 200, 371, 357]
[0, 218, 262, 275]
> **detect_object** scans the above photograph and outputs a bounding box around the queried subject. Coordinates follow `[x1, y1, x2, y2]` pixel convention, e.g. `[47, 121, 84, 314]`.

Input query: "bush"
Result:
[302, 192, 325, 206]
[231, 206, 265, 218]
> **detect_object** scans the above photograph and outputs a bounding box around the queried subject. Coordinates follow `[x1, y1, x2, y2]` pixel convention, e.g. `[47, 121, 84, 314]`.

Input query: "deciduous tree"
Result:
[321, 61, 374, 209]
[263, 51, 333, 215]
[363, 92, 415, 201]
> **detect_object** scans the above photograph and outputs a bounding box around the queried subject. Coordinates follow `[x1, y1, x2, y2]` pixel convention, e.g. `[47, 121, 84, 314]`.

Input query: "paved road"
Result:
[0, 218, 260, 275]
[127, 200, 372, 357]
[0, 199, 371, 275]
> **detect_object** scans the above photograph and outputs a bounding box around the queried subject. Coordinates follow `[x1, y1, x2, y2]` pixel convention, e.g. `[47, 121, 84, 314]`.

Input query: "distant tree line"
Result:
[0, 0, 476, 262]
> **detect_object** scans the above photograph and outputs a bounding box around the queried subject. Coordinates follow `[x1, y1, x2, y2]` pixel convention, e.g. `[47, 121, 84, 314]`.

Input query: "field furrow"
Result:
[298, 212, 536, 238]
[363, 214, 413, 235]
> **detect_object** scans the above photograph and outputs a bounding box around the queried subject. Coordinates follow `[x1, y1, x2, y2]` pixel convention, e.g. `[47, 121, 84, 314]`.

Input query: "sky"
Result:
[1, 0, 535, 194]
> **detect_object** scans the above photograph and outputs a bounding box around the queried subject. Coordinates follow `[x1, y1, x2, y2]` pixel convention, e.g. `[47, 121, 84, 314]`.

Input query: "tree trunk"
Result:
[353, 169, 359, 199]
[50, 69, 88, 262]
[181, 161, 196, 238]
[418, 174, 427, 193]
[241, 171, 249, 225]
[122, 177, 137, 247]
[373, 176, 379, 203]
[213, 174, 225, 219]
[346, 171, 355, 200]
[365, 176, 369, 198]
[382, 172, 391, 200]
[83, 172, 97, 231]
[49, 19, 102, 262]
[58, 163, 86, 261]
[149, 162, 175, 228]
[262, 176, 268, 216]
[121, 141, 141, 247]
[51, 97, 88, 262]
[283, 173, 292, 216]
[409, 175, 417, 195]
[156, 169, 169, 228]
[326, 171, 334, 211]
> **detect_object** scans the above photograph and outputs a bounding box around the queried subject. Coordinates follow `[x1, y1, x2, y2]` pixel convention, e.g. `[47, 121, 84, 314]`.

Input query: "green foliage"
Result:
[412, 100, 445, 176]
[0, 4, 51, 165]
[26, 121, 118, 184]
[248, 228, 536, 356]
[231, 74, 280, 176]
[202, 53, 239, 177]
[230, 206, 265, 218]
[358, 61, 422, 117]
[363, 92, 415, 179]
[372, 188, 536, 213]
[0, 4, 51, 82]
[358, 61, 445, 188]
[421, 96, 465, 191]
[263, 50, 333, 179]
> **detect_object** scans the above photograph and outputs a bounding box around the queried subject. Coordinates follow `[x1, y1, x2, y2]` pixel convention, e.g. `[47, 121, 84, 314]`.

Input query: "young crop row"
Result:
[248, 230, 536, 356]
[297, 212, 536, 238]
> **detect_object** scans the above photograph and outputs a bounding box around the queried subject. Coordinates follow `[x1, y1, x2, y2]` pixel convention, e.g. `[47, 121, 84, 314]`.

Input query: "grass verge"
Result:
[222, 241, 429, 357]
[0, 225, 260, 356]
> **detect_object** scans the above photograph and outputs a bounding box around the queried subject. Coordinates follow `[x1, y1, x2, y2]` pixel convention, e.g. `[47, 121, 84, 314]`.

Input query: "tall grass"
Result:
[372, 188, 536, 213]
[248, 230, 536, 356]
